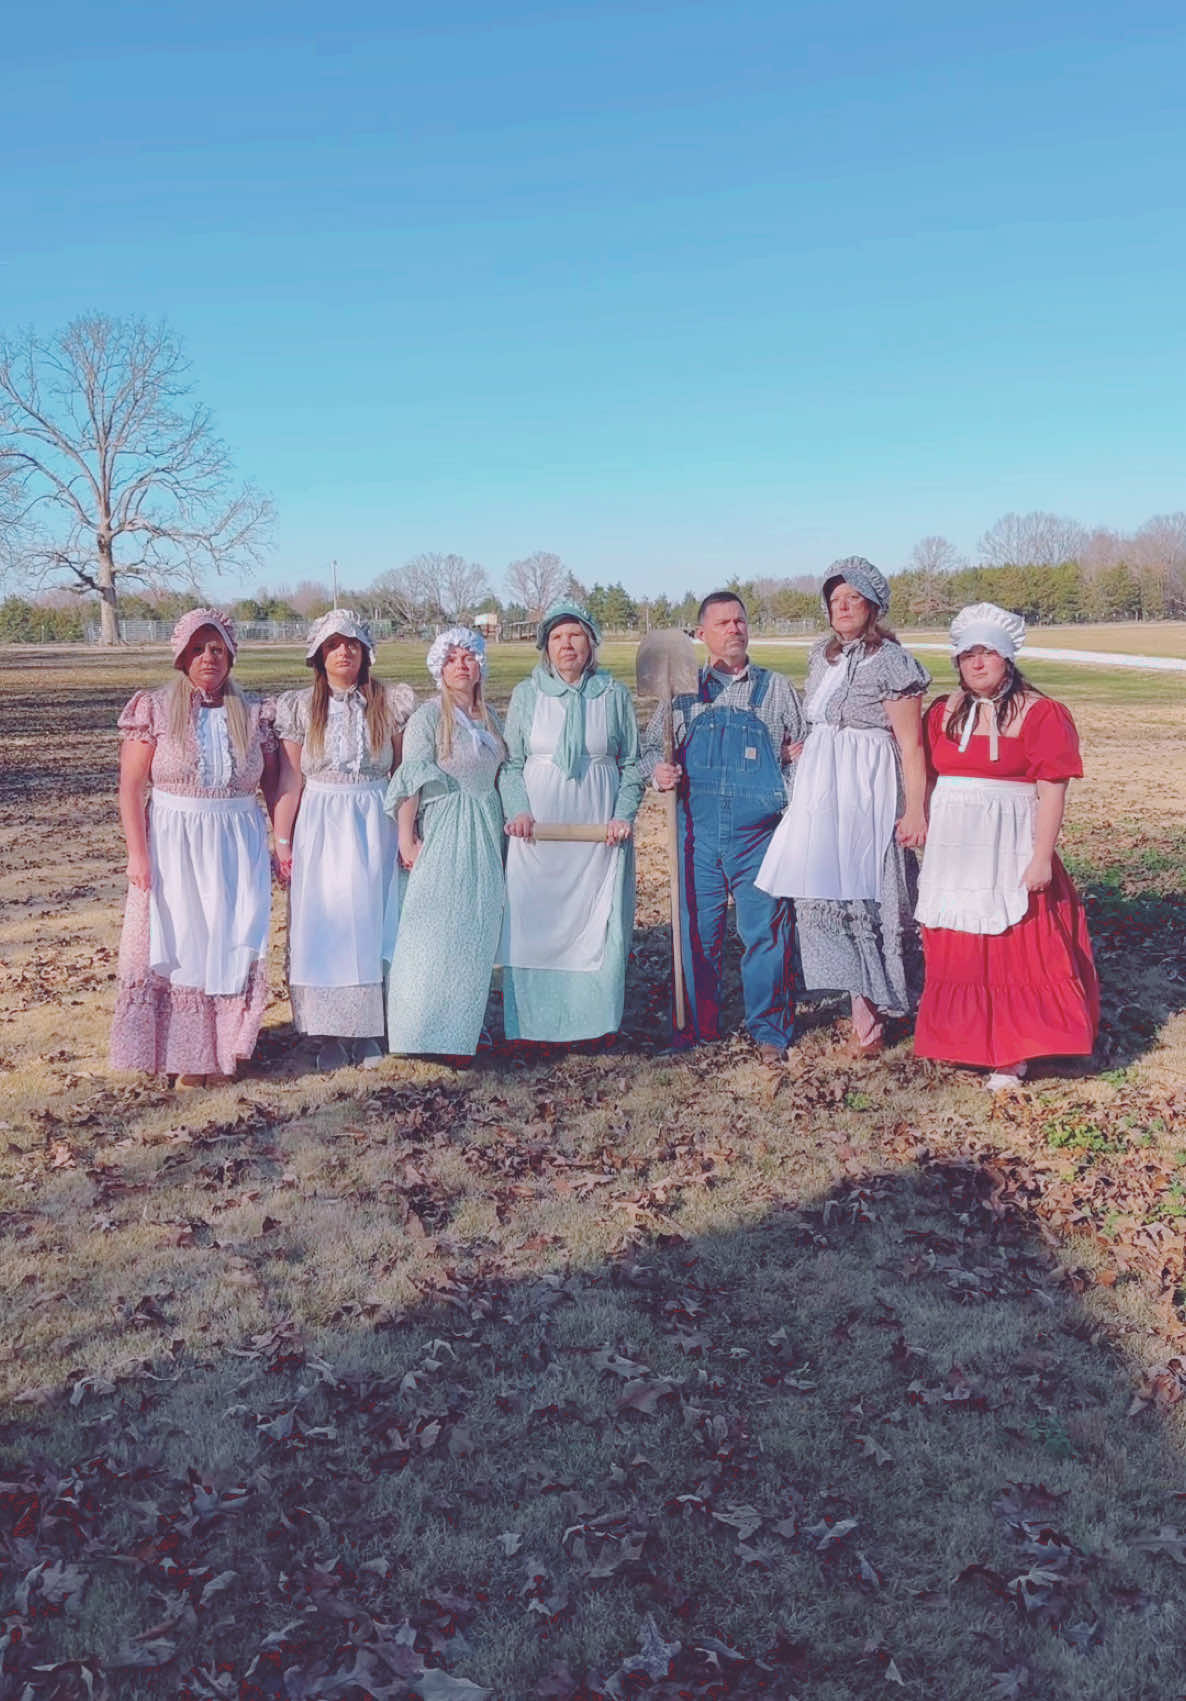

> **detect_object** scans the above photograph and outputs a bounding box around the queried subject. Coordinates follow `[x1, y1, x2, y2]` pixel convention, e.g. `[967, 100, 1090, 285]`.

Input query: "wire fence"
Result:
[77, 615, 822, 645]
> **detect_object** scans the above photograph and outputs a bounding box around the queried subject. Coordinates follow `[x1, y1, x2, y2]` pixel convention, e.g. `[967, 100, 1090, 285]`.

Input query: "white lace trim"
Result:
[195, 705, 233, 790]
[327, 690, 366, 776]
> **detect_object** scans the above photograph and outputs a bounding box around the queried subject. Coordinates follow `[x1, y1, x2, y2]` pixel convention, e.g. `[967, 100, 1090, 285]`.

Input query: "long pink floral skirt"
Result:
[109, 794, 271, 1077]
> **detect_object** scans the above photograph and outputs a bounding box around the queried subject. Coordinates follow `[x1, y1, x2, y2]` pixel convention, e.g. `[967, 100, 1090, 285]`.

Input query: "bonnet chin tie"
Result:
[958, 696, 1000, 762]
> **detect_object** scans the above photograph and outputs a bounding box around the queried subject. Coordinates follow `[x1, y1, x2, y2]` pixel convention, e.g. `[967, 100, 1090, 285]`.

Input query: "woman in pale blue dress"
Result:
[500, 600, 642, 1044]
[383, 627, 505, 1058]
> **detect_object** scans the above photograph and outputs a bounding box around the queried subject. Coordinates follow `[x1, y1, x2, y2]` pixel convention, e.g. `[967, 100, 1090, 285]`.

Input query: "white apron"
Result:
[502, 694, 619, 972]
[756, 660, 897, 901]
[149, 791, 271, 996]
[915, 776, 1036, 935]
[289, 778, 400, 986]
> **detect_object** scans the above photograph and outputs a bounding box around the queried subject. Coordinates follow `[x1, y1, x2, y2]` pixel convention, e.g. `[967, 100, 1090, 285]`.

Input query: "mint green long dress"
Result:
[383, 700, 504, 1057]
[498, 671, 642, 1042]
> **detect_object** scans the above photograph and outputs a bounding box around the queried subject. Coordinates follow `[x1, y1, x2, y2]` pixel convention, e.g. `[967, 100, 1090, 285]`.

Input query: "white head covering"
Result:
[304, 608, 375, 666]
[426, 625, 487, 683]
[949, 602, 1026, 661]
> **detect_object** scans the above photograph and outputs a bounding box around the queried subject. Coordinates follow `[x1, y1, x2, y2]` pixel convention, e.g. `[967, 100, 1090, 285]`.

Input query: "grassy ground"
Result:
[899, 622, 1186, 659]
[2, 646, 1186, 1698]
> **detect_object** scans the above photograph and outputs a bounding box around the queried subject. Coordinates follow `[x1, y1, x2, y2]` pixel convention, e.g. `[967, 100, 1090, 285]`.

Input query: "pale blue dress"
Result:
[499, 672, 643, 1042]
[383, 700, 505, 1057]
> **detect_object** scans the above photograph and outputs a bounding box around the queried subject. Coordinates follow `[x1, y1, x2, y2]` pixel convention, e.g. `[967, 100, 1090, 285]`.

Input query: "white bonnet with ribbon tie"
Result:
[949, 603, 1027, 662]
[425, 625, 487, 683]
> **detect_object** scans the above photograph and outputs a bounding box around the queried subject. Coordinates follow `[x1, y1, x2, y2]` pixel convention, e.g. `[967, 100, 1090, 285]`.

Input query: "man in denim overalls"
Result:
[642, 594, 804, 1062]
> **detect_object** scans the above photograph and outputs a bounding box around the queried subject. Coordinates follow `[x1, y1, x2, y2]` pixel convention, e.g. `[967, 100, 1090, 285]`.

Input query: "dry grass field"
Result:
[899, 621, 1186, 659]
[2, 641, 1186, 1698]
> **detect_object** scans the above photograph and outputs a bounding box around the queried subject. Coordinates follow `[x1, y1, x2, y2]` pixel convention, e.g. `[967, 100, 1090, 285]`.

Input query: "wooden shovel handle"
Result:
[666, 790, 687, 1032]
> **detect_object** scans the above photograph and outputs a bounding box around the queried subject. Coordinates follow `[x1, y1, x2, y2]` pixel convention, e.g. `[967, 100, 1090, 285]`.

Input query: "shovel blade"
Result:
[635, 627, 699, 701]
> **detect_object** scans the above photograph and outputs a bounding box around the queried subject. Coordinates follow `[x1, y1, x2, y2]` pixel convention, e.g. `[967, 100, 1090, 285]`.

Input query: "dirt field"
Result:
[2, 643, 1186, 1698]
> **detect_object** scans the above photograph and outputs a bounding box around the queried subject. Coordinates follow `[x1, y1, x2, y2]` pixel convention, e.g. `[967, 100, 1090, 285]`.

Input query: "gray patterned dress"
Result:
[794, 637, 931, 1015]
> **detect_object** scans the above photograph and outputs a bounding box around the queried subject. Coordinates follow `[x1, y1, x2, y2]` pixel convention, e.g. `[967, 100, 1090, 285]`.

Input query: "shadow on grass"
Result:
[1073, 859, 1186, 1071]
[4, 1145, 1186, 1699]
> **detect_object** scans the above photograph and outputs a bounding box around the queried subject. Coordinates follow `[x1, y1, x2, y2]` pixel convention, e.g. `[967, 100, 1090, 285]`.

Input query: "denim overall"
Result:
[675, 668, 796, 1048]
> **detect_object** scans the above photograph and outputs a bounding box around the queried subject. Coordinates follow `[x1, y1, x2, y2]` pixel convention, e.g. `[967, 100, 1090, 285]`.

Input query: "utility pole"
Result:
[330, 560, 340, 607]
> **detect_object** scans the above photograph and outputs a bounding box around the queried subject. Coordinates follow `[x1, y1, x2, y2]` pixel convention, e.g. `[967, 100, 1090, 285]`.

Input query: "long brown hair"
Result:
[944, 658, 1045, 743]
[306, 648, 393, 760]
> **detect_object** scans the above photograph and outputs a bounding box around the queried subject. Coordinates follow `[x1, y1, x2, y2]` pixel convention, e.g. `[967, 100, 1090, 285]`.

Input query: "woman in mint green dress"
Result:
[500, 601, 643, 1044]
[383, 627, 505, 1058]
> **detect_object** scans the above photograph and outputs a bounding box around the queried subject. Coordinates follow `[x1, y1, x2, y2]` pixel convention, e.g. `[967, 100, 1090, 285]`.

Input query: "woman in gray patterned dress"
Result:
[756, 558, 930, 1056]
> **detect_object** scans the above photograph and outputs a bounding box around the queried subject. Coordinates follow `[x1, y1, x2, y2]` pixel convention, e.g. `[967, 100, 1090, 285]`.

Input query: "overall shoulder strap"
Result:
[748, 666, 772, 709]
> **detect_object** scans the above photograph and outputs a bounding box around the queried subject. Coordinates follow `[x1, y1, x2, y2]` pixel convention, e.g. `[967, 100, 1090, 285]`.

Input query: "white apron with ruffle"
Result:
[915, 776, 1036, 935]
[289, 778, 401, 986]
[148, 791, 272, 995]
[756, 659, 897, 901]
[502, 694, 619, 972]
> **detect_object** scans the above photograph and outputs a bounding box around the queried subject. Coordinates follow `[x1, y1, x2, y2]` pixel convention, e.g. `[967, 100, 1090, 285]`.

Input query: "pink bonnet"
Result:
[170, 607, 239, 668]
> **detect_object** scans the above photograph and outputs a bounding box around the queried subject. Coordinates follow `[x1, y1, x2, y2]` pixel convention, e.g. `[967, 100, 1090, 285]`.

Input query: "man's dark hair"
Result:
[697, 590, 747, 625]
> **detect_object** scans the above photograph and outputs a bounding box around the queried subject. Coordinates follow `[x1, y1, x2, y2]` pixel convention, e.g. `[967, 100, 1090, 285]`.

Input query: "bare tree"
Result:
[977, 511, 1084, 569]
[369, 568, 420, 630]
[1131, 512, 1186, 574]
[1077, 526, 1126, 575]
[371, 552, 489, 628]
[288, 580, 333, 616]
[0, 315, 273, 644]
[909, 535, 963, 575]
[437, 552, 491, 622]
[505, 550, 567, 618]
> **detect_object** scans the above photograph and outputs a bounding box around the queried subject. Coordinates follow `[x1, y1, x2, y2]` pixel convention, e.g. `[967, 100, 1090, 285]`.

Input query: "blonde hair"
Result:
[167, 672, 251, 767]
[436, 684, 503, 762]
[306, 651, 393, 761]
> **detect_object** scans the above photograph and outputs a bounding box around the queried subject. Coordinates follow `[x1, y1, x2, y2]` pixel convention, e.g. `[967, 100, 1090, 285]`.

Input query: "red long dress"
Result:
[914, 696, 1099, 1068]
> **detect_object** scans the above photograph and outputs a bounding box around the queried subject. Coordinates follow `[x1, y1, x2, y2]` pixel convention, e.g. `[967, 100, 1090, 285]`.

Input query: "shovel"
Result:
[636, 627, 699, 1032]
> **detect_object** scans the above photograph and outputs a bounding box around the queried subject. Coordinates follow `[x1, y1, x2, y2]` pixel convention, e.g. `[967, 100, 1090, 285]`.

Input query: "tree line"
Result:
[2, 315, 1184, 642]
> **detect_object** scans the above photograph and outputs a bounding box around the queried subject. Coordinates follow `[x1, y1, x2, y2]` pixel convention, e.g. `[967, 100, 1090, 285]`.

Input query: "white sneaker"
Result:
[986, 1062, 1028, 1091]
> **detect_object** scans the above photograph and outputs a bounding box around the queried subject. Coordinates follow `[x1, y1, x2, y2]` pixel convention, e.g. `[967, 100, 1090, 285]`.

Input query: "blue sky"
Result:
[3, 1, 1184, 600]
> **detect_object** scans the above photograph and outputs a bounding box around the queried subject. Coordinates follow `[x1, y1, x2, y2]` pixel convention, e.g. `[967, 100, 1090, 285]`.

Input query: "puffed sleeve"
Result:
[497, 680, 533, 821]
[254, 697, 279, 756]
[876, 643, 931, 699]
[384, 702, 450, 815]
[608, 682, 644, 822]
[386, 681, 416, 729]
[274, 688, 307, 745]
[117, 688, 159, 743]
[1024, 697, 1083, 782]
[922, 697, 949, 774]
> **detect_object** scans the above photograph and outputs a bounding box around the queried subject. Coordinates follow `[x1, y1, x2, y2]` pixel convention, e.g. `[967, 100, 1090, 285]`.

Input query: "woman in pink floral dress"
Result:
[109, 608, 281, 1085]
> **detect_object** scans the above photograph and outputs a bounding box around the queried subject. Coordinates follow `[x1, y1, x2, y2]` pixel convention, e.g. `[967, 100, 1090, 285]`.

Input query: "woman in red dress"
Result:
[914, 603, 1098, 1089]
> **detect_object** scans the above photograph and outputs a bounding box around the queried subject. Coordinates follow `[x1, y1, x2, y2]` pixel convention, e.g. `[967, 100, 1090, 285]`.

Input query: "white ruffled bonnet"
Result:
[426, 625, 487, 683]
[949, 602, 1027, 662]
[304, 608, 375, 665]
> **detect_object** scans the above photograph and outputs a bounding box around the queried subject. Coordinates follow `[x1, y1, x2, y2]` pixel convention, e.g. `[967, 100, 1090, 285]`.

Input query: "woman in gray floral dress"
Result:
[757, 558, 930, 1055]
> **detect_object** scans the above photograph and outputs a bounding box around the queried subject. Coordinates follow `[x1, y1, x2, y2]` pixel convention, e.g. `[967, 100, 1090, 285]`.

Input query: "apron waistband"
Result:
[151, 790, 260, 815]
[304, 776, 386, 793]
[934, 776, 1036, 796]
